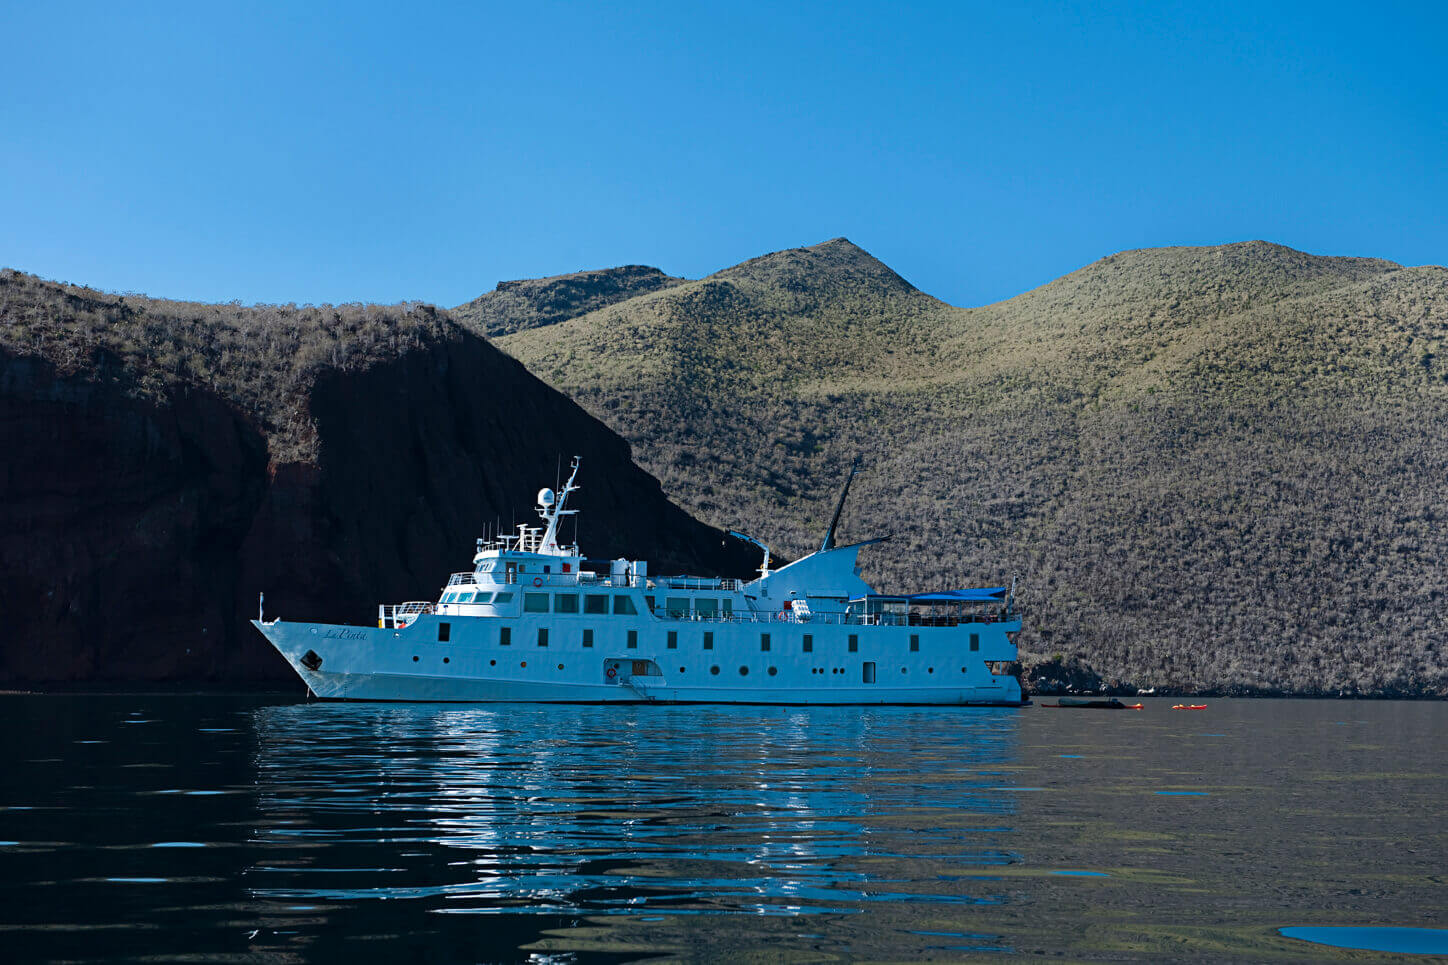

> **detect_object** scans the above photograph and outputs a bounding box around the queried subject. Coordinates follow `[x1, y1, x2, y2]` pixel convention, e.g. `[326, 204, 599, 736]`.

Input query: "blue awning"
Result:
[904, 587, 1007, 603]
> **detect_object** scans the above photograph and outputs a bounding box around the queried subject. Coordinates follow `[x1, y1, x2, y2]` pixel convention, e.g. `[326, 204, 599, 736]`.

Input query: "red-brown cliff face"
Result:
[0, 290, 758, 686]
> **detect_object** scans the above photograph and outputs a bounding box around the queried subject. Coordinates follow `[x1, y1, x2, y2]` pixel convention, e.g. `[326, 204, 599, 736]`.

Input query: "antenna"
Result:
[820, 459, 862, 552]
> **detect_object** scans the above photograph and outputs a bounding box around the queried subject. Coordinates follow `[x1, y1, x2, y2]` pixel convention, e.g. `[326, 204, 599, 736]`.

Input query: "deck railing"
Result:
[379, 601, 436, 629]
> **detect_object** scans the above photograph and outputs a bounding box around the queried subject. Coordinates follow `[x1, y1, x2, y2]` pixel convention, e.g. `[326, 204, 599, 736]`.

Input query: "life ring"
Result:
[606, 667, 617, 679]
[532, 577, 543, 587]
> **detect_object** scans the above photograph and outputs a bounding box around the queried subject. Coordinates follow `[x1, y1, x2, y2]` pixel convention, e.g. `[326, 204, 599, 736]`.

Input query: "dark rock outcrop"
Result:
[453, 265, 686, 337]
[0, 335, 759, 686]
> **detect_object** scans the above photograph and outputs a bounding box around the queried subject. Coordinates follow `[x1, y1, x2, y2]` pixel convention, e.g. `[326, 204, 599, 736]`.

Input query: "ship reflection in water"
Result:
[246, 703, 1023, 955]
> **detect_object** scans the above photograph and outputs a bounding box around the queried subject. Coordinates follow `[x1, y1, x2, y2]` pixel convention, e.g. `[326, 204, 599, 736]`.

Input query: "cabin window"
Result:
[524, 593, 549, 613]
[474, 592, 494, 604]
[554, 594, 579, 614]
[583, 628, 594, 648]
[695, 598, 718, 617]
[970, 632, 980, 652]
[613, 596, 638, 616]
[910, 634, 920, 652]
[537, 628, 548, 647]
[494, 592, 513, 604]
[863, 661, 876, 684]
[760, 633, 771, 652]
[667, 631, 678, 649]
[703, 631, 714, 650]
[438, 622, 451, 642]
[803, 634, 813, 653]
[849, 634, 859, 653]
[500, 626, 511, 646]
[665, 597, 690, 617]
[584, 594, 608, 615]
[721, 599, 733, 616]
[627, 630, 638, 649]
[644, 595, 656, 612]
[543, 565, 551, 574]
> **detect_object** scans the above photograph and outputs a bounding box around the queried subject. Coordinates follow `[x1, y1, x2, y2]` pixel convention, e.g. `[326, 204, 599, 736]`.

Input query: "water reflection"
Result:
[248, 705, 1022, 916]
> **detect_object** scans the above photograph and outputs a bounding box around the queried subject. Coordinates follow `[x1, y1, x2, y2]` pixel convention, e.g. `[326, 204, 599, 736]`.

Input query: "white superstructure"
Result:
[253, 459, 1025, 705]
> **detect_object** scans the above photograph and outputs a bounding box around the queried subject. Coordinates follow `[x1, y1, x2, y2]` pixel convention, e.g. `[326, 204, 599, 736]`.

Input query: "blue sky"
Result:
[3, 0, 1444, 308]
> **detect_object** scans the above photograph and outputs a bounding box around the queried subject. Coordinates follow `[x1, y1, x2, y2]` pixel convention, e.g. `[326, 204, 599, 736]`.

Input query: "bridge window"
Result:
[721, 599, 733, 616]
[584, 594, 608, 615]
[524, 593, 549, 613]
[555, 594, 579, 613]
[493, 592, 513, 605]
[696, 598, 718, 617]
[613, 596, 638, 616]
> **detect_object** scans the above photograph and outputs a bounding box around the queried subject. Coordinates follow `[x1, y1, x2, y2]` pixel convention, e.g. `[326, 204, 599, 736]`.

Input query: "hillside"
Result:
[495, 239, 1448, 696]
[0, 270, 758, 685]
[452, 265, 685, 337]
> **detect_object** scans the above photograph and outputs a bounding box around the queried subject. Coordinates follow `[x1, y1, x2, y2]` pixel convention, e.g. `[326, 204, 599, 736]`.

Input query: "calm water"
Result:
[0, 696, 1443, 962]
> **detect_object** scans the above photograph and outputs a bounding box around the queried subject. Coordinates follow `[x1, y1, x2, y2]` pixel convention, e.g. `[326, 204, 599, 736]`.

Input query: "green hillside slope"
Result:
[495, 239, 1448, 696]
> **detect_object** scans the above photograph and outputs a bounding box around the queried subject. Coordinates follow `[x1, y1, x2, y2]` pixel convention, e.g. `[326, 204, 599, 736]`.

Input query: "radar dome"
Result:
[537, 488, 555, 507]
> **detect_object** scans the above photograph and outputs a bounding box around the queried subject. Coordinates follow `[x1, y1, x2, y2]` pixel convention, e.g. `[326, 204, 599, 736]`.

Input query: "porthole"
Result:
[928, 667, 935, 674]
[412, 656, 419, 662]
[443, 657, 450, 664]
[710, 665, 720, 675]
[900, 667, 907, 673]
[490, 659, 496, 666]
[679, 667, 686, 674]
[739, 666, 749, 676]
[768, 666, 778, 676]
[520, 661, 527, 668]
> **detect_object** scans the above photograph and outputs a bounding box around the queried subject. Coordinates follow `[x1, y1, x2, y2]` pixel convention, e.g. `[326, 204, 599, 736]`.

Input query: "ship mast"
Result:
[539, 456, 581, 553]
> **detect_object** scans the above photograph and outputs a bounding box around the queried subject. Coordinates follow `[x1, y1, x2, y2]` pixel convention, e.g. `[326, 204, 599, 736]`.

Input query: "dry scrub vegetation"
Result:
[0, 269, 456, 461]
[498, 239, 1448, 695]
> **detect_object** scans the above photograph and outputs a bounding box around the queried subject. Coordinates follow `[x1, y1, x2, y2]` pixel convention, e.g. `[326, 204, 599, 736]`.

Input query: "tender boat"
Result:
[1042, 697, 1144, 709]
[253, 459, 1025, 705]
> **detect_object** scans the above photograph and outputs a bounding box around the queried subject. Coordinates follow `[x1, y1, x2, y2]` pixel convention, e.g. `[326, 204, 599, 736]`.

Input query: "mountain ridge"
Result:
[496, 238, 1448, 696]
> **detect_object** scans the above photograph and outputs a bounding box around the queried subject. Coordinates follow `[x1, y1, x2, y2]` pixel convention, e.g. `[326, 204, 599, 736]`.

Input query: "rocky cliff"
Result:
[0, 272, 758, 685]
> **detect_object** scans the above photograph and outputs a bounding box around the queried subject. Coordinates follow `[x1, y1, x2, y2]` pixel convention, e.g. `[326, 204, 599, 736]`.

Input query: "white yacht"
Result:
[254, 459, 1025, 705]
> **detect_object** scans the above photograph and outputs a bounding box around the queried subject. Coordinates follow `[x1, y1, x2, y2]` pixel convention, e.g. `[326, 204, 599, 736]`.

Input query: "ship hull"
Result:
[253, 613, 1025, 706]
